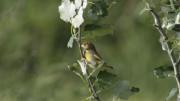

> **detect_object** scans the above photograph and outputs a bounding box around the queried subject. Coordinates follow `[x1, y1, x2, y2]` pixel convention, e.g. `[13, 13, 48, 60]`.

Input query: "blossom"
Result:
[58, 0, 76, 22]
[71, 7, 84, 28]
[58, 0, 87, 28]
[82, 0, 87, 9]
[75, 0, 82, 9]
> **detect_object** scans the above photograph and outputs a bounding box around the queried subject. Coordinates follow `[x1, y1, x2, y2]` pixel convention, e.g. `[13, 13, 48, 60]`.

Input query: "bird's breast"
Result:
[85, 51, 95, 61]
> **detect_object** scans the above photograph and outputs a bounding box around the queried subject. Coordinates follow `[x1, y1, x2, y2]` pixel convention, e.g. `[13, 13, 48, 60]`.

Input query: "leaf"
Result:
[113, 80, 139, 100]
[172, 24, 180, 31]
[162, 17, 168, 28]
[96, 70, 117, 89]
[153, 65, 174, 78]
[77, 60, 87, 75]
[161, 6, 171, 14]
[175, 12, 180, 24]
[166, 22, 175, 30]
[166, 88, 177, 101]
[162, 11, 177, 31]
[67, 36, 74, 48]
[84, 24, 102, 31]
[159, 36, 168, 51]
[67, 62, 79, 71]
[87, 0, 108, 20]
[82, 24, 114, 39]
[87, 9, 99, 20]
[139, 5, 148, 15]
[97, 70, 116, 82]
[67, 62, 86, 83]
[176, 32, 180, 37]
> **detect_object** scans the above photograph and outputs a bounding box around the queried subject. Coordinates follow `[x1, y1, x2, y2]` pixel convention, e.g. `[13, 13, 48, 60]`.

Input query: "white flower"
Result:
[82, 0, 87, 9]
[75, 0, 82, 9]
[58, 0, 76, 22]
[71, 7, 84, 28]
[58, 0, 87, 28]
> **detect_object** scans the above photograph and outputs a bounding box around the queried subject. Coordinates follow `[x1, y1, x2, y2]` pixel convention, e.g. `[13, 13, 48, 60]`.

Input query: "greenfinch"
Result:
[81, 42, 113, 69]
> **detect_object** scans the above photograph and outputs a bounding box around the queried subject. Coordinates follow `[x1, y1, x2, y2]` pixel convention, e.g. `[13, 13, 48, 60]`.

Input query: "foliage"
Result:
[142, 0, 180, 101]
[58, 0, 139, 100]
[113, 80, 139, 100]
[153, 65, 174, 78]
[1, 0, 179, 101]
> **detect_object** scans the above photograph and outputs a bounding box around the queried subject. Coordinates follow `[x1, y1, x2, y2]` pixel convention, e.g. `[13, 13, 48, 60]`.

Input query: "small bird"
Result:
[81, 41, 113, 69]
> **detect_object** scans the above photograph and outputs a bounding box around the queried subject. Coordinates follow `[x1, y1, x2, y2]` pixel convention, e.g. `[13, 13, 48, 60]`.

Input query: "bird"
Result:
[81, 41, 113, 69]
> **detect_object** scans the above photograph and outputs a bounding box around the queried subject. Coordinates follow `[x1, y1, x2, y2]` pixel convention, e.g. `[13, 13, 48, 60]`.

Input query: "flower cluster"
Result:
[58, 0, 87, 28]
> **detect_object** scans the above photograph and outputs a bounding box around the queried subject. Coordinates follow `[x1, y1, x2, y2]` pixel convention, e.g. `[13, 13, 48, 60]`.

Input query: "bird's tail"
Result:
[103, 62, 113, 69]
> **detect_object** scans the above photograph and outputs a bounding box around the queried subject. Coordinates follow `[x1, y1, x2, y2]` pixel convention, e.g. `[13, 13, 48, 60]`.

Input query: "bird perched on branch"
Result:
[81, 41, 113, 69]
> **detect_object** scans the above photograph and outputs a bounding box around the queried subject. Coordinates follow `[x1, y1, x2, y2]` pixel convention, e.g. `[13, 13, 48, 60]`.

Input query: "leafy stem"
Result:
[145, 3, 180, 100]
[72, 26, 101, 101]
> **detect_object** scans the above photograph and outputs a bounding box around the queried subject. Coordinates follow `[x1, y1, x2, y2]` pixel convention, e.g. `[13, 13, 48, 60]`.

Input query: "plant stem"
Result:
[146, 4, 180, 100]
[75, 27, 101, 101]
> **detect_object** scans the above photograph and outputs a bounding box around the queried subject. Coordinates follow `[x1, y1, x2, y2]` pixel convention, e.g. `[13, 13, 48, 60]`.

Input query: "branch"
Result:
[146, 3, 180, 100]
[74, 27, 101, 101]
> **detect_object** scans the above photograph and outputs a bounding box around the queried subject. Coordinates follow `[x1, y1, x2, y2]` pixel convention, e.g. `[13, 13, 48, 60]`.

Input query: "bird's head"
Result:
[81, 41, 95, 50]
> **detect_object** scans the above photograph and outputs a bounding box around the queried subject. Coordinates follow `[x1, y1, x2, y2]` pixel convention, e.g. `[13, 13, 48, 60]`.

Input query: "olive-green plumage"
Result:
[81, 42, 113, 69]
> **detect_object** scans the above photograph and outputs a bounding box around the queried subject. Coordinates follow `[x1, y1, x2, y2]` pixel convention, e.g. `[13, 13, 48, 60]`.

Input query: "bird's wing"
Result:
[94, 50, 102, 61]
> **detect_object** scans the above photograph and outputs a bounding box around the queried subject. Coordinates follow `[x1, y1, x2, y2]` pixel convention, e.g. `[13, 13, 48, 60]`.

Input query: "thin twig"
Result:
[74, 27, 101, 101]
[146, 3, 180, 100]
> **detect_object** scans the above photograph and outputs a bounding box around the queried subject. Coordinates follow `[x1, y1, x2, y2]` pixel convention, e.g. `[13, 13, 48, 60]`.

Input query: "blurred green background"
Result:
[0, 0, 177, 101]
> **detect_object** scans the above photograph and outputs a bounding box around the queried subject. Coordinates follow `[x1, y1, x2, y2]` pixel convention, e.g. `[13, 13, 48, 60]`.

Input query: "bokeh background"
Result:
[0, 0, 177, 101]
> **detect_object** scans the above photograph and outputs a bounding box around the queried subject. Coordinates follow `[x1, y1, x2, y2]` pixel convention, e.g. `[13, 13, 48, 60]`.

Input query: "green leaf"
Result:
[87, 0, 108, 20]
[67, 62, 79, 71]
[177, 32, 180, 37]
[113, 80, 139, 100]
[77, 60, 87, 75]
[96, 70, 116, 89]
[160, 0, 171, 5]
[139, 6, 148, 15]
[82, 24, 114, 39]
[130, 87, 140, 93]
[167, 22, 175, 30]
[153, 65, 174, 78]
[161, 6, 171, 14]
[84, 24, 102, 31]
[159, 36, 168, 51]
[67, 62, 86, 83]
[166, 88, 177, 101]
[162, 11, 177, 31]
[172, 24, 180, 31]
[97, 70, 116, 82]
[67, 36, 74, 48]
